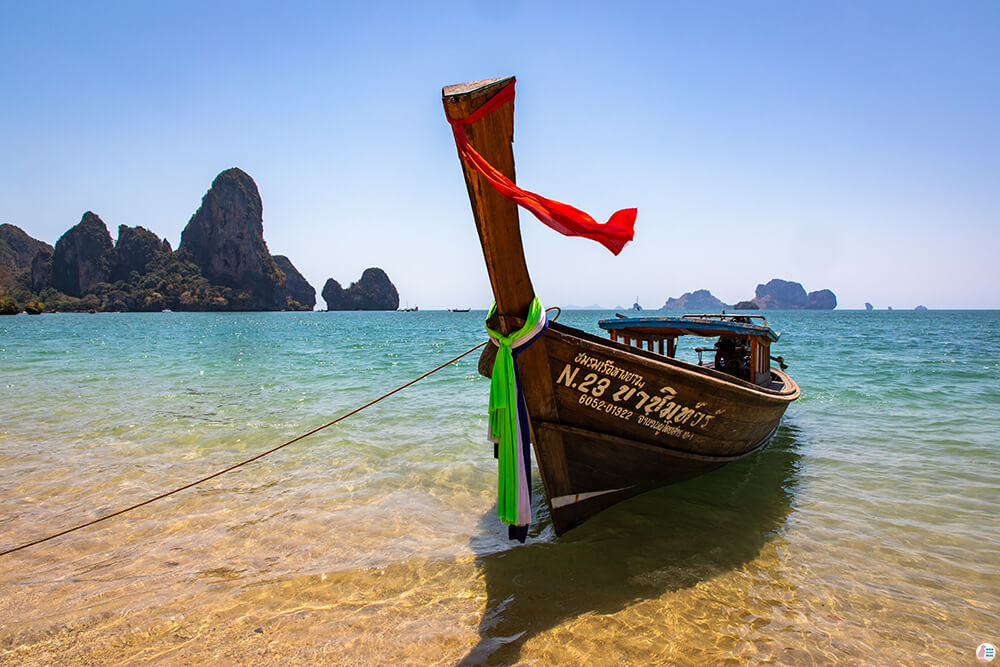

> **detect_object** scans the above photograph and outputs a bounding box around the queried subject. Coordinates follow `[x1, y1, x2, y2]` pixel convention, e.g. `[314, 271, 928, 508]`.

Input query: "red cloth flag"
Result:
[447, 79, 636, 255]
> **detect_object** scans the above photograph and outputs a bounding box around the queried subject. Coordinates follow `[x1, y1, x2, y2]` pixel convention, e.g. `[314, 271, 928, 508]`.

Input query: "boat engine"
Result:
[714, 336, 751, 381]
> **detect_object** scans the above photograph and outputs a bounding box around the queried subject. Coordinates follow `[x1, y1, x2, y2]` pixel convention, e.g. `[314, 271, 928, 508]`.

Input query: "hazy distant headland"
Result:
[0, 168, 398, 313]
[657, 279, 837, 311]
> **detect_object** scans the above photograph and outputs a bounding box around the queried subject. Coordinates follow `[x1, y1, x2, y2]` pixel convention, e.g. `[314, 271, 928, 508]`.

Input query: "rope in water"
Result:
[0, 340, 488, 558]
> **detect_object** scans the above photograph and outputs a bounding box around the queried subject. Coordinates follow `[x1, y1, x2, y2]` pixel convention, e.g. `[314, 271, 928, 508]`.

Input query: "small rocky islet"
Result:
[0, 168, 398, 313]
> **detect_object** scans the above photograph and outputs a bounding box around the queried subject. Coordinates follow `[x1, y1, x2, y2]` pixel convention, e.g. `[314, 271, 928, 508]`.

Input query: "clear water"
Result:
[1, 310, 997, 665]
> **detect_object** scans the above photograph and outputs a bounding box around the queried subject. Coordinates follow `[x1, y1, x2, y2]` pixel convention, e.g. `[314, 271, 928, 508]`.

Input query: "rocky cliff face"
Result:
[0, 223, 54, 291]
[661, 289, 730, 311]
[321, 279, 345, 309]
[753, 279, 807, 309]
[322, 268, 399, 310]
[31, 247, 52, 292]
[805, 289, 837, 310]
[50, 212, 114, 297]
[752, 278, 837, 310]
[273, 255, 315, 310]
[178, 168, 286, 310]
[111, 225, 171, 282]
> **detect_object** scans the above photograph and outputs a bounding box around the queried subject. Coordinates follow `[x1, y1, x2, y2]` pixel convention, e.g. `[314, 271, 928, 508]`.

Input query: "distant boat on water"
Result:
[399, 305, 419, 312]
[449, 307, 471, 312]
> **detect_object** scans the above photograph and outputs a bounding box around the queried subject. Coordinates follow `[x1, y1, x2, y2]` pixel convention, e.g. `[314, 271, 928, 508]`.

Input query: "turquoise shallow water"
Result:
[1, 310, 997, 664]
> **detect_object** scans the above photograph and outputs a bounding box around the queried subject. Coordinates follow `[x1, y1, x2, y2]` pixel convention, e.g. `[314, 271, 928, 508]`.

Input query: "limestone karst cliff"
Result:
[322, 268, 399, 311]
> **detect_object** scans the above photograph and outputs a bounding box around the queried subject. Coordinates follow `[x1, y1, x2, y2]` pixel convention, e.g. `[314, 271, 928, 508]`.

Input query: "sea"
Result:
[1, 309, 997, 665]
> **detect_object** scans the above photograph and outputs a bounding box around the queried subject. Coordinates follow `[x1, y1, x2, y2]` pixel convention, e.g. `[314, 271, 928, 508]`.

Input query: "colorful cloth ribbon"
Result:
[446, 78, 637, 255]
[486, 297, 548, 536]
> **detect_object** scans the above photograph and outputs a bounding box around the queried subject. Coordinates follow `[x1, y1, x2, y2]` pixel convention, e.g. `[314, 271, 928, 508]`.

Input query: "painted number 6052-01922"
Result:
[578, 393, 634, 420]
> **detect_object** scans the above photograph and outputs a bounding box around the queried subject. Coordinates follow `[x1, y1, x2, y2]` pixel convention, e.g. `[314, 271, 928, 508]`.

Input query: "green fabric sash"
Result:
[485, 297, 544, 525]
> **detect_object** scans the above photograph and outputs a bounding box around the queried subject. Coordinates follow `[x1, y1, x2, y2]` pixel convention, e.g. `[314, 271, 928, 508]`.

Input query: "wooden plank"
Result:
[537, 421, 774, 463]
[442, 77, 511, 98]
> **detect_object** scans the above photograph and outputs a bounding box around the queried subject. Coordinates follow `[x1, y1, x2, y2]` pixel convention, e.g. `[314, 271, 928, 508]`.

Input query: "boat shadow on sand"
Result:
[459, 421, 805, 666]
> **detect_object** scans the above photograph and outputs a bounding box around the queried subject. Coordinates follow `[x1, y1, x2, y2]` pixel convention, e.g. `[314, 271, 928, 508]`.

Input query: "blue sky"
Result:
[1, 1, 997, 309]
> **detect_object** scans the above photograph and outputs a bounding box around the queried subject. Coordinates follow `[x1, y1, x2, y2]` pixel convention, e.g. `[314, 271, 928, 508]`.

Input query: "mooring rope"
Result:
[0, 340, 488, 558]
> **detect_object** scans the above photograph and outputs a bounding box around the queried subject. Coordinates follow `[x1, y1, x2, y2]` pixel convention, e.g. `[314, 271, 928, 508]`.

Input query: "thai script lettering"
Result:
[636, 414, 695, 440]
[572, 352, 645, 388]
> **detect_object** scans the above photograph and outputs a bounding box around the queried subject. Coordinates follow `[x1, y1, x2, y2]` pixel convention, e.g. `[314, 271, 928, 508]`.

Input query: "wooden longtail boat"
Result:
[443, 77, 799, 536]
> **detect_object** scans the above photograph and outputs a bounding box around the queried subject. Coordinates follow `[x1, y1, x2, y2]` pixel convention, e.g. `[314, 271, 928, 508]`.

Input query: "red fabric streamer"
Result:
[447, 79, 636, 255]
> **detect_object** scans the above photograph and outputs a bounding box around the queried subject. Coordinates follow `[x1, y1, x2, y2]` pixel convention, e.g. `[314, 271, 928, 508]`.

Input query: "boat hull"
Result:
[524, 322, 799, 533]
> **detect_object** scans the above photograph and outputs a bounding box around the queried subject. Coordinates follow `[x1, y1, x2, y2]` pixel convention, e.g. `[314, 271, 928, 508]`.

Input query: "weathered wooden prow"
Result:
[442, 77, 531, 333]
[443, 77, 573, 530]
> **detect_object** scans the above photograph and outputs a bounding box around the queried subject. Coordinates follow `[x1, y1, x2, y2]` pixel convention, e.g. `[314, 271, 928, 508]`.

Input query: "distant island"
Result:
[661, 289, 730, 312]
[660, 279, 838, 311]
[0, 168, 399, 313]
[322, 268, 399, 311]
[864, 303, 929, 311]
